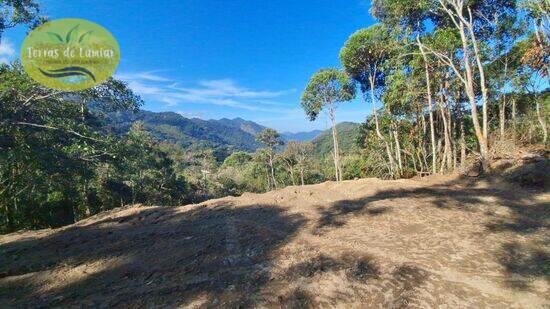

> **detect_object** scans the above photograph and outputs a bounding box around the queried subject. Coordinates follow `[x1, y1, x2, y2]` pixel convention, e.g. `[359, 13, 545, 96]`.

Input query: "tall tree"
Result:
[520, 0, 549, 77]
[434, 0, 518, 167]
[520, 1, 549, 143]
[255, 128, 284, 189]
[281, 141, 314, 186]
[301, 69, 355, 182]
[340, 25, 399, 176]
[372, 0, 519, 169]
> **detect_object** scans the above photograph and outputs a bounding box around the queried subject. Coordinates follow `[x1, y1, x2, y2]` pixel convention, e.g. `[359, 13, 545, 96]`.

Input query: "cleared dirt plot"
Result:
[1, 174, 548, 308]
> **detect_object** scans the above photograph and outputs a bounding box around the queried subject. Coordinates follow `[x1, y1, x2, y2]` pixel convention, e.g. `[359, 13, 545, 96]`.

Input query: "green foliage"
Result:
[340, 24, 396, 92]
[0, 62, 188, 233]
[222, 151, 253, 168]
[256, 128, 284, 149]
[312, 123, 361, 158]
[427, 28, 461, 53]
[370, 0, 432, 31]
[341, 154, 366, 180]
[301, 69, 356, 121]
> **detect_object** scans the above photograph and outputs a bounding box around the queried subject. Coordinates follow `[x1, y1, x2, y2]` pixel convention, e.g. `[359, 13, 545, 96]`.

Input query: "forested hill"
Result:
[104, 111, 268, 152]
[312, 122, 361, 157]
[103, 110, 341, 153]
[281, 130, 323, 141]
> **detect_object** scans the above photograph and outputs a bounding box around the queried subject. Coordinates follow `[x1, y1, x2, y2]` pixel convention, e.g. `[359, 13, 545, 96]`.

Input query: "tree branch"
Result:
[12, 121, 102, 142]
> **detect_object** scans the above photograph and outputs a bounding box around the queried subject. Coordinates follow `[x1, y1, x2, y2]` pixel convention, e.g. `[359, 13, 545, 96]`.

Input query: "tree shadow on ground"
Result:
[284, 252, 381, 282]
[315, 162, 549, 291]
[317, 196, 392, 230]
[0, 202, 306, 307]
[277, 252, 429, 308]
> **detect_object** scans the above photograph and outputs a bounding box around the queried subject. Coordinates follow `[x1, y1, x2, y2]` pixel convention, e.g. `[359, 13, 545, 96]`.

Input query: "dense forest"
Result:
[0, 0, 548, 233]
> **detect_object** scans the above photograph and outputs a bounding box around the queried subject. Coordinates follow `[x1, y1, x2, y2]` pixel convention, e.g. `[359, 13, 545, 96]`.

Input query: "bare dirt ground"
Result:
[1, 174, 549, 308]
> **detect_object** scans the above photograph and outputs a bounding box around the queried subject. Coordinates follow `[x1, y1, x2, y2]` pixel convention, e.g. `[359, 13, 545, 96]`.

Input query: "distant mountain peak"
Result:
[281, 129, 324, 142]
[106, 109, 359, 155]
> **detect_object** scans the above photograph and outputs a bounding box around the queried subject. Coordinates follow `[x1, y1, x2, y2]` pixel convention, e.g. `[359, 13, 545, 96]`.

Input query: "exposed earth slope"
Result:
[1, 175, 548, 308]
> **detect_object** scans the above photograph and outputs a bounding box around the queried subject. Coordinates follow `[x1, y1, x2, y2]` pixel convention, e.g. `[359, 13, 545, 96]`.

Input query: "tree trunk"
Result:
[265, 167, 271, 191]
[449, 98, 457, 171]
[269, 153, 278, 189]
[328, 107, 341, 182]
[417, 37, 437, 174]
[512, 98, 517, 141]
[288, 163, 296, 186]
[500, 60, 509, 139]
[459, 21, 489, 168]
[3, 201, 14, 232]
[300, 169, 305, 186]
[368, 74, 395, 176]
[536, 100, 548, 144]
[451, 91, 459, 171]
[438, 90, 452, 173]
[438, 1, 489, 169]
[393, 124, 403, 176]
[499, 98, 506, 139]
[5, 165, 16, 232]
[83, 181, 91, 216]
[465, 9, 489, 143]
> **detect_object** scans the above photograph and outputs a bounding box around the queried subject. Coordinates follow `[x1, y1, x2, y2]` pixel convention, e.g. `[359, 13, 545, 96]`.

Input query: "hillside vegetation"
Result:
[105, 111, 266, 153]
[311, 122, 361, 158]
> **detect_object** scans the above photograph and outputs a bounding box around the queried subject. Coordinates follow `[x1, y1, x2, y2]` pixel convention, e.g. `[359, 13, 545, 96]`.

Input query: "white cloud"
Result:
[176, 111, 204, 118]
[0, 39, 16, 64]
[116, 71, 171, 82]
[117, 71, 295, 113]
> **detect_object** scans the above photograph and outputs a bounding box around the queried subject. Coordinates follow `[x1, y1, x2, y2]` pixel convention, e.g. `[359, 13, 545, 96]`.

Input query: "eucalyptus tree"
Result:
[520, 0, 549, 143]
[417, 40, 438, 174]
[521, 0, 549, 77]
[253, 148, 273, 192]
[488, 13, 527, 139]
[340, 25, 399, 176]
[279, 145, 298, 186]
[382, 52, 429, 175]
[426, 29, 464, 172]
[370, 1, 445, 174]
[372, 0, 519, 169]
[301, 69, 355, 181]
[282, 141, 314, 186]
[256, 128, 284, 189]
[433, 0, 519, 167]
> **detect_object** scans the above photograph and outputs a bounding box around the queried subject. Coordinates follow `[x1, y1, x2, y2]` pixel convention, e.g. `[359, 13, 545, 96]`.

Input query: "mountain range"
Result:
[281, 130, 324, 142]
[105, 110, 358, 156]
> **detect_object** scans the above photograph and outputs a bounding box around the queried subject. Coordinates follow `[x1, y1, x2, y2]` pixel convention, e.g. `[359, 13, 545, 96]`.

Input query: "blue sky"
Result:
[1, 0, 377, 132]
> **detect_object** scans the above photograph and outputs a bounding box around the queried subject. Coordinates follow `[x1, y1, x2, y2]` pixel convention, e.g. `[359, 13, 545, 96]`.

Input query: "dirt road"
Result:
[1, 175, 548, 308]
